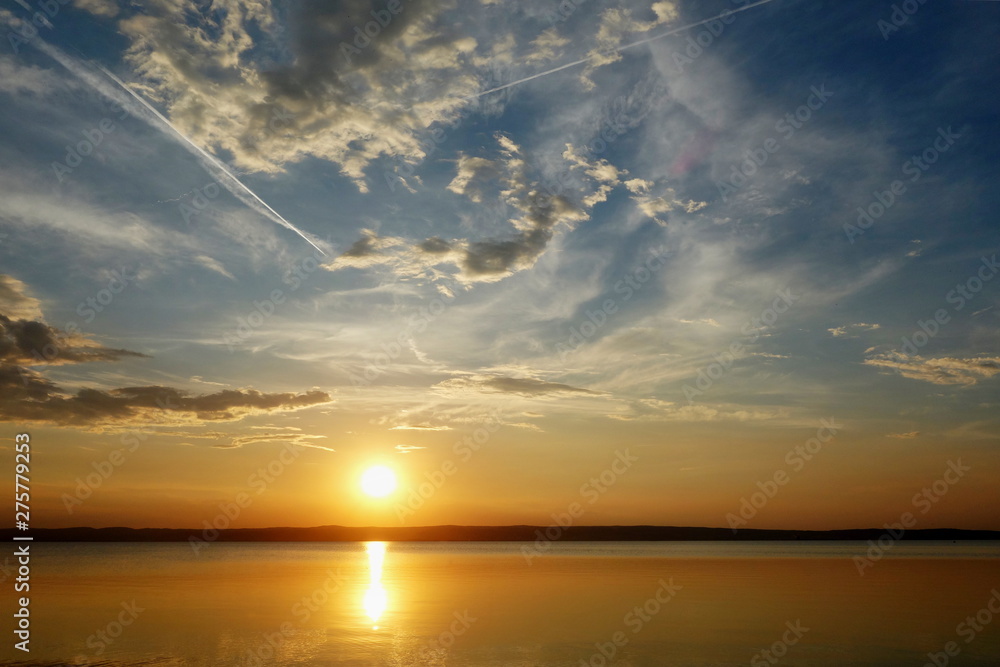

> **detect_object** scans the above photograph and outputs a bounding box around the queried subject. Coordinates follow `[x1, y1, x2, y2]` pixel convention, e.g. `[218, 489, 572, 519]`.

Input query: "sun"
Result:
[360, 466, 397, 498]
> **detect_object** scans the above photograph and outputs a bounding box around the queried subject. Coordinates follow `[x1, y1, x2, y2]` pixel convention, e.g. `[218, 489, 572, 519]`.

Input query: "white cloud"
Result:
[828, 322, 881, 337]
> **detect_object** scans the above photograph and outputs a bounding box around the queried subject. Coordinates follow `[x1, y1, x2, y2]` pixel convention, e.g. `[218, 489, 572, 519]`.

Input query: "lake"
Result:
[2, 541, 999, 666]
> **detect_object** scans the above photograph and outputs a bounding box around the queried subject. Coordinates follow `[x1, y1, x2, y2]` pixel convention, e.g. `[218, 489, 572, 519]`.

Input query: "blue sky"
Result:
[1, 0, 998, 529]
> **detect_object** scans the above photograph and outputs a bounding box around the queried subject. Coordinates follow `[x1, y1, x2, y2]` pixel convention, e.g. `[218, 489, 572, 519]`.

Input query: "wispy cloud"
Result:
[829, 322, 881, 337]
[864, 353, 1000, 386]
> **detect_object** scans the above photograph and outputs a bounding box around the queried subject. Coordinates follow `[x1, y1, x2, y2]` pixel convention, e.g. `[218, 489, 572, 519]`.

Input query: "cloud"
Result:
[677, 318, 721, 328]
[327, 134, 632, 284]
[526, 28, 569, 64]
[864, 352, 1000, 386]
[72, 0, 120, 17]
[0, 276, 43, 321]
[324, 230, 409, 270]
[447, 156, 504, 203]
[222, 432, 334, 451]
[0, 167, 293, 277]
[629, 185, 708, 224]
[389, 423, 453, 431]
[828, 322, 881, 337]
[886, 431, 919, 439]
[0, 56, 65, 96]
[419, 237, 454, 254]
[608, 397, 785, 423]
[624, 178, 652, 194]
[192, 255, 237, 281]
[582, 2, 679, 85]
[107, 0, 522, 191]
[395, 444, 426, 453]
[506, 421, 543, 431]
[0, 369, 332, 428]
[321, 229, 466, 282]
[1, 314, 148, 366]
[434, 374, 600, 397]
[446, 137, 593, 281]
[0, 287, 332, 428]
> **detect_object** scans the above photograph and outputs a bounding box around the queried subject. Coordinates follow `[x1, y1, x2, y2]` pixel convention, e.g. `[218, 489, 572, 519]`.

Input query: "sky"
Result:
[1, 0, 998, 531]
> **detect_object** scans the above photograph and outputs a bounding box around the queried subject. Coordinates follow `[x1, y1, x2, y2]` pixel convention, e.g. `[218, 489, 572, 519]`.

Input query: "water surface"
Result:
[3, 541, 999, 666]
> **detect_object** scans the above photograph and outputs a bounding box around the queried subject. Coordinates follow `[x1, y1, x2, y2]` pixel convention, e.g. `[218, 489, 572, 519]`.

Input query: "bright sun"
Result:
[360, 466, 397, 498]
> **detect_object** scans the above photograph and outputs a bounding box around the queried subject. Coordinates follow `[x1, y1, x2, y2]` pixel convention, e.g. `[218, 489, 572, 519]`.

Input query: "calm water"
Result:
[2, 541, 999, 666]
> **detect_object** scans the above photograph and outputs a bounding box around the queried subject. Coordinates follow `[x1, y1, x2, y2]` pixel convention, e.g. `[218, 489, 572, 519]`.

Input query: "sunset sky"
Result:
[1, 0, 998, 531]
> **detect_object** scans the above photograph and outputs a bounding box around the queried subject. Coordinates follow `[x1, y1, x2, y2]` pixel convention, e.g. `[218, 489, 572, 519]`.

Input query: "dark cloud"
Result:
[463, 229, 550, 277]
[0, 314, 148, 366]
[342, 233, 380, 258]
[0, 363, 331, 428]
[461, 190, 586, 277]
[0, 282, 332, 428]
[418, 237, 453, 254]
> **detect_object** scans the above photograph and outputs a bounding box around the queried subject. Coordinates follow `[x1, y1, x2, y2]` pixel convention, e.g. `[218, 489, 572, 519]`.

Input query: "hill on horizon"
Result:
[9, 524, 1000, 542]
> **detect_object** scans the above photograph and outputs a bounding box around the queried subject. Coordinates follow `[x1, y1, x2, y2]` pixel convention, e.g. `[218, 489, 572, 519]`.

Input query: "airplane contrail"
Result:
[473, 0, 780, 98]
[33, 40, 327, 256]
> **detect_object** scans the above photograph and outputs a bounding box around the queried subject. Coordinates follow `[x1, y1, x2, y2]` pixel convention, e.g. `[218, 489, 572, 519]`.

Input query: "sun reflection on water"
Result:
[363, 541, 388, 629]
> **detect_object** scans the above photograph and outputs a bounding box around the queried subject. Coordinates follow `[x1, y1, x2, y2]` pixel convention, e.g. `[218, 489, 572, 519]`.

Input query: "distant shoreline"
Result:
[6, 525, 1000, 542]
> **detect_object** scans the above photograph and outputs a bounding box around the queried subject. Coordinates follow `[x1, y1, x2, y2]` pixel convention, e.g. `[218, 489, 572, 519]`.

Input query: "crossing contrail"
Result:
[473, 0, 780, 98]
[34, 40, 327, 256]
